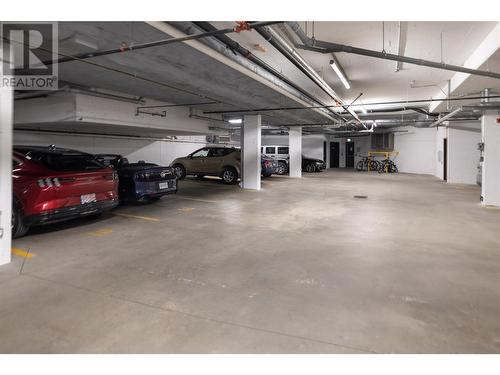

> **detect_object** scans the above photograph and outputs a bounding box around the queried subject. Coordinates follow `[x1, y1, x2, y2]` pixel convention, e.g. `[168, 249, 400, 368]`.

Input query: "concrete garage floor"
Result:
[1, 170, 499, 353]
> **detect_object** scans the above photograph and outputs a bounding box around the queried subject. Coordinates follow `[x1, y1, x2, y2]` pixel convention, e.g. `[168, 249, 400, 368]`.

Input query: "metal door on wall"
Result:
[346, 141, 355, 168]
[330, 142, 340, 168]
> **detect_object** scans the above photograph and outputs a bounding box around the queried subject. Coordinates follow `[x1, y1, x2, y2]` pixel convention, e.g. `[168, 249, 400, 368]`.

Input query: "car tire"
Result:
[262, 172, 272, 178]
[173, 164, 186, 180]
[221, 167, 238, 184]
[12, 203, 29, 239]
[276, 161, 288, 175]
[305, 163, 316, 173]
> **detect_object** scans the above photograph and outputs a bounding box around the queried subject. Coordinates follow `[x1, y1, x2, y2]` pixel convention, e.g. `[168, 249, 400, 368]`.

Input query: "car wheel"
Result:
[262, 172, 272, 178]
[277, 161, 288, 175]
[173, 164, 186, 180]
[12, 204, 29, 239]
[221, 167, 238, 184]
[305, 163, 316, 173]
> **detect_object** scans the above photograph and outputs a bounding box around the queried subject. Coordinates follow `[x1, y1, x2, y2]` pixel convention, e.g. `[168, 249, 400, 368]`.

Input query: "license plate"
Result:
[158, 182, 170, 190]
[81, 193, 97, 204]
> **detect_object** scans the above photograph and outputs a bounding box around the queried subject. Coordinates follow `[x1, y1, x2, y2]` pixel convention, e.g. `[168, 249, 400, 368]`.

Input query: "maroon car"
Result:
[12, 145, 119, 238]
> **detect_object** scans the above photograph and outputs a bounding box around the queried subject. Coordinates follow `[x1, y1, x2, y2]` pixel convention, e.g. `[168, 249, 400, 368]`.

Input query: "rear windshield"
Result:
[24, 151, 106, 171]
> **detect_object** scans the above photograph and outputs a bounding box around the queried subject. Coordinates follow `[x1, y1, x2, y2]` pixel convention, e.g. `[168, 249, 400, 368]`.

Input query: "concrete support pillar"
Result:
[0, 49, 13, 266]
[481, 111, 500, 206]
[241, 115, 261, 190]
[289, 127, 302, 178]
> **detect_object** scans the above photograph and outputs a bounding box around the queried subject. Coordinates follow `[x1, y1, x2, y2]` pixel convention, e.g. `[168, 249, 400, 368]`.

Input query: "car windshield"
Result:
[21, 150, 106, 171]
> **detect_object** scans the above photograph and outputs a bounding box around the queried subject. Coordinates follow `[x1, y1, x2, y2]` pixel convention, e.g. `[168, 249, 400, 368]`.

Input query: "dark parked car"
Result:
[12, 146, 119, 238]
[261, 155, 279, 178]
[95, 154, 177, 203]
[302, 156, 326, 172]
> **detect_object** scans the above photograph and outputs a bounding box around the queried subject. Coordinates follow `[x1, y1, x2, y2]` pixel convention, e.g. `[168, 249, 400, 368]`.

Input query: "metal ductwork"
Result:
[285, 22, 500, 80]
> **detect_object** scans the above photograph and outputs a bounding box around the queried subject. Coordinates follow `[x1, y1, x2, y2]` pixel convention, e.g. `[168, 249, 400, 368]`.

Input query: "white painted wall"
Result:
[14, 131, 207, 166]
[264, 125, 481, 183]
[447, 124, 481, 184]
[393, 127, 437, 175]
[302, 135, 327, 160]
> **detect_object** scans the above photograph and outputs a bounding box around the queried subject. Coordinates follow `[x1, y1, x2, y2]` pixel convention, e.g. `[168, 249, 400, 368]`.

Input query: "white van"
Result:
[261, 145, 289, 175]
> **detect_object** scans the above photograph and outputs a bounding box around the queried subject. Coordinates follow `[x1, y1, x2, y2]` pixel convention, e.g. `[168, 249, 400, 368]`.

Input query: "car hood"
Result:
[303, 157, 325, 163]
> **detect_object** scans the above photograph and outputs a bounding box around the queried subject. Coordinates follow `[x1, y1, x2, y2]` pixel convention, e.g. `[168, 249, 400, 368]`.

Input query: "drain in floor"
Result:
[354, 195, 368, 199]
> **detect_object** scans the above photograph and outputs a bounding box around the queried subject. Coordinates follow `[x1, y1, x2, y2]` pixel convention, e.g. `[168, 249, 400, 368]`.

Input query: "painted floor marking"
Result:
[178, 207, 195, 213]
[11, 247, 35, 258]
[88, 228, 113, 237]
[176, 196, 218, 204]
[113, 213, 160, 222]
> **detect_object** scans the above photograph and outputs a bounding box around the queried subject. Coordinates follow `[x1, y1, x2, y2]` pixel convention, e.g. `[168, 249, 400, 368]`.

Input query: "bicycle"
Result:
[378, 158, 398, 174]
[356, 156, 379, 172]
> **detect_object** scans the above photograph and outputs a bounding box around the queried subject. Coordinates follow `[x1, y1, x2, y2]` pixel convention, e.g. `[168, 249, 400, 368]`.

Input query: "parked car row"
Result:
[261, 145, 327, 174]
[12, 146, 178, 238]
[171, 146, 280, 183]
[11, 144, 322, 238]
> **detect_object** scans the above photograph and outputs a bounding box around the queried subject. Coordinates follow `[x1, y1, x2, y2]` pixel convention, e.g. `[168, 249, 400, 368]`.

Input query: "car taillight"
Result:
[37, 177, 61, 188]
[136, 172, 151, 180]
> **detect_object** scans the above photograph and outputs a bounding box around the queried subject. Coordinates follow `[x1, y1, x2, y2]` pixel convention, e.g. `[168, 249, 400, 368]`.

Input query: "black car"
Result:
[95, 154, 177, 203]
[302, 156, 326, 173]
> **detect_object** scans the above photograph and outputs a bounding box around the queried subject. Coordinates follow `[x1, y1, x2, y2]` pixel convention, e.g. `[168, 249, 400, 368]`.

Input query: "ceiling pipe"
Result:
[14, 85, 147, 104]
[286, 22, 500, 80]
[254, 25, 361, 124]
[204, 94, 500, 115]
[38, 21, 282, 66]
[155, 21, 340, 124]
[191, 22, 343, 123]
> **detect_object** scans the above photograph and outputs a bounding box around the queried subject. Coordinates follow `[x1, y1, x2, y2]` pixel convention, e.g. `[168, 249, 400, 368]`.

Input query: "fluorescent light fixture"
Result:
[347, 138, 352, 142]
[330, 59, 350, 90]
[228, 118, 242, 124]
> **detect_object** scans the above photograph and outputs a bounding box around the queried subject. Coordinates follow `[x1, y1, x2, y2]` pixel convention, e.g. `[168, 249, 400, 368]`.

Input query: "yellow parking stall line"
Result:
[88, 228, 113, 237]
[113, 212, 160, 222]
[11, 247, 35, 258]
[176, 196, 218, 204]
[178, 207, 195, 213]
